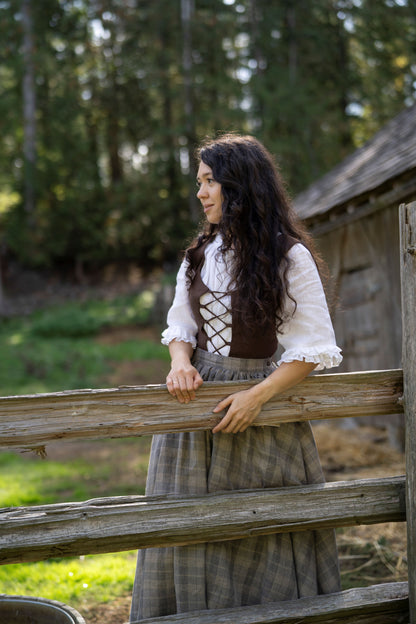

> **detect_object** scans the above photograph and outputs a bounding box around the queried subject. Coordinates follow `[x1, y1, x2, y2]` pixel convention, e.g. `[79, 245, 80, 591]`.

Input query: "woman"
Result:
[130, 134, 342, 621]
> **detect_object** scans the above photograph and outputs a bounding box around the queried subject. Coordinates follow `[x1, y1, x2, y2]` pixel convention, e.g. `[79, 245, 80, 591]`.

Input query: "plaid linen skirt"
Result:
[130, 348, 340, 621]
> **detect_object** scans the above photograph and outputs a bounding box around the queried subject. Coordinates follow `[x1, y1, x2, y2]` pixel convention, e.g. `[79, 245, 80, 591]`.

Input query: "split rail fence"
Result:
[0, 202, 415, 623]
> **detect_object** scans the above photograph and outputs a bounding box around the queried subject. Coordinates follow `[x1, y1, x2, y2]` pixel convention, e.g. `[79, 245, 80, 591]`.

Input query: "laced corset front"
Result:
[187, 238, 278, 359]
[199, 290, 232, 355]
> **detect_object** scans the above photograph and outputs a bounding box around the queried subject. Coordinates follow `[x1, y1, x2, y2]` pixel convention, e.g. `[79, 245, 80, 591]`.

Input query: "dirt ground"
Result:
[49, 327, 408, 623]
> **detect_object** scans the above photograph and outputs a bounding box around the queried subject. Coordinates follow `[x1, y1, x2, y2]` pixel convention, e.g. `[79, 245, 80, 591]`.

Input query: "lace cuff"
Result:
[277, 345, 343, 371]
[161, 327, 197, 349]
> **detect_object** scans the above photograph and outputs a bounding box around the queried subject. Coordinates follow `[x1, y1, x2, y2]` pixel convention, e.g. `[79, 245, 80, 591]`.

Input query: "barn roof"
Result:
[293, 103, 416, 221]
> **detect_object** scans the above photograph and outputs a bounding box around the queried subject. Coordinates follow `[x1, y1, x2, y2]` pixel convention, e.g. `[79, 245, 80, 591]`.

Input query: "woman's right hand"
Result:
[166, 341, 203, 403]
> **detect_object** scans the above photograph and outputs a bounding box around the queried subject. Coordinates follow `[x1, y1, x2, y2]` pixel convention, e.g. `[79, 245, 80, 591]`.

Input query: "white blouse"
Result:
[161, 235, 342, 370]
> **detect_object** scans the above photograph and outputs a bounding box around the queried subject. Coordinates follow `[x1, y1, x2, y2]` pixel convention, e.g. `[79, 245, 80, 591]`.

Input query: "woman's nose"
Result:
[197, 185, 206, 199]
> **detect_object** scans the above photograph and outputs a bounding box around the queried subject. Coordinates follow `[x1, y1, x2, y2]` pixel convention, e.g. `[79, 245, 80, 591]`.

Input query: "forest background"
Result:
[0, 0, 416, 288]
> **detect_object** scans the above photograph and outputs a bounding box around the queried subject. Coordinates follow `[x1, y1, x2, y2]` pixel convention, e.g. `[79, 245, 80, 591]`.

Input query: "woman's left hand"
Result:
[211, 360, 317, 434]
[212, 388, 263, 433]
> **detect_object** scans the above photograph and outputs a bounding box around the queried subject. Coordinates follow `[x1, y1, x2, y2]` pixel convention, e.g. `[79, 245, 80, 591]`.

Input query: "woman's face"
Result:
[196, 161, 223, 224]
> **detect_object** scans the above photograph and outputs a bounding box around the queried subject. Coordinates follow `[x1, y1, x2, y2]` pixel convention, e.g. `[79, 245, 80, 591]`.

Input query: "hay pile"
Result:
[314, 422, 407, 589]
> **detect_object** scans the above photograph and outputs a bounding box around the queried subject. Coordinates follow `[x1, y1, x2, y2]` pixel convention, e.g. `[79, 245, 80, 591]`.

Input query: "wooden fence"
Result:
[0, 202, 415, 623]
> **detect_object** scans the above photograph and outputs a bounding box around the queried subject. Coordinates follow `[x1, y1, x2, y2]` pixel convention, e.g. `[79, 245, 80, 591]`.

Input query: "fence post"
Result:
[400, 201, 416, 622]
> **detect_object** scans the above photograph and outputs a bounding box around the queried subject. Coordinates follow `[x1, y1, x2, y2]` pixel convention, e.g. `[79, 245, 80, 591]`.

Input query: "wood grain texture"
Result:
[0, 476, 405, 565]
[131, 582, 409, 623]
[0, 369, 403, 452]
[400, 201, 416, 623]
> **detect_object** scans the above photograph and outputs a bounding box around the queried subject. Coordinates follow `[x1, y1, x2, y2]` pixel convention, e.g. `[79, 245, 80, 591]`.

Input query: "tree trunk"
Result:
[0, 258, 4, 316]
[181, 0, 199, 224]
[21, 0, 36, 217]
[285, 3, 297, 85]
[334, 4, 353, 153]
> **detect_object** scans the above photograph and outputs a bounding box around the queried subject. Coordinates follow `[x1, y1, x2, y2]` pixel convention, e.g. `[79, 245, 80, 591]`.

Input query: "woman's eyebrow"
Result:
[197, 172, 212, 182]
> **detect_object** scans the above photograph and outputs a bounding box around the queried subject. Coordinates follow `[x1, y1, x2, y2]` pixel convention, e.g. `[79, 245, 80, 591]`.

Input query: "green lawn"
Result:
[0, 436, 152, 610]
[0, 294, 165, 612]
[0, 292, 169, 396]
[0, 554, 137, 610]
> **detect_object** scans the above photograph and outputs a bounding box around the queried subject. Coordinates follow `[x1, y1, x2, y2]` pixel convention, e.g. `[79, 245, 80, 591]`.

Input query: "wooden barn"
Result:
[293, 102, 416, 375]
[293, 103, 416, 446]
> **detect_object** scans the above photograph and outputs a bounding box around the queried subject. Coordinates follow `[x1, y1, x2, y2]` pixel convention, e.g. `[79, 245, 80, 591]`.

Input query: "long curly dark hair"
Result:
[186, 133, 323, 333]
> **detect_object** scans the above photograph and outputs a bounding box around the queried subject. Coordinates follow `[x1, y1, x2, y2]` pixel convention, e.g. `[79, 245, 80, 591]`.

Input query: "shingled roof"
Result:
[293, 102, 416, 221]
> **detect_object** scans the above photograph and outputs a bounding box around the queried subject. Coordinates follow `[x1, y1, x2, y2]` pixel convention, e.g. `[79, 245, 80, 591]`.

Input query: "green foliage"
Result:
[0, 0, 415, 270]
[29, 292, 155, 338]
[1, 324, 102, 395]
[0, 294, 169, 396]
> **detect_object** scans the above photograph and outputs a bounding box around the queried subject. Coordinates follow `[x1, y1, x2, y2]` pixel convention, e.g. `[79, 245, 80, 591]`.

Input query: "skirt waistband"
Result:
[192, 347, 275, 374]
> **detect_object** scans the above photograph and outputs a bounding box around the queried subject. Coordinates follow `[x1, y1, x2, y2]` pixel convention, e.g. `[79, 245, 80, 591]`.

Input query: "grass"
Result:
[0, 451, 93, 507]
[29, 292, 156, 338]
[0, 439, 150, 507]
[0, 294, 164, 613]
[0, 553, 137, 609]
[0, 436, 152, 610]
[0, 291, 169, 396]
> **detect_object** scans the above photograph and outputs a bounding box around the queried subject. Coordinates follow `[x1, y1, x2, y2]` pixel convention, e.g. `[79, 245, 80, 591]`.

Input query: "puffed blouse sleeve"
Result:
[278, 243, 342, 371]
[161, 257, 198, 348]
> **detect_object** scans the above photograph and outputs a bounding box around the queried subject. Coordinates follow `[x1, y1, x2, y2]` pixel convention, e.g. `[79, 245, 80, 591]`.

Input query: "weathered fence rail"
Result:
[0, 476, 406, 565]
[0, 369, 403, 451]
[400, 200, 416, 621]
[130, 583, 410, 624]
[0, 202, 415, 624]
